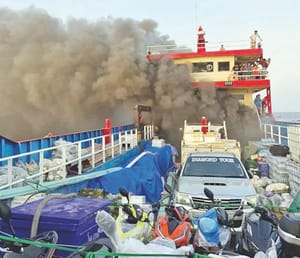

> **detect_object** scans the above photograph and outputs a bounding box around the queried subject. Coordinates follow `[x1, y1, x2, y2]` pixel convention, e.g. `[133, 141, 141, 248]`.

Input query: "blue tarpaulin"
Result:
[87, 143, 175, 203]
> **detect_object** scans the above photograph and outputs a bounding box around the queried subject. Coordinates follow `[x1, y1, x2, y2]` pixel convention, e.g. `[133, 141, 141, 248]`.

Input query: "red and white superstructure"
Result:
[147, 26, 272, 114]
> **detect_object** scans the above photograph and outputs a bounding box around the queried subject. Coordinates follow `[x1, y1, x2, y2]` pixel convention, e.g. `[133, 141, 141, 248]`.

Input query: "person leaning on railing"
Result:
[254, 94, 262, 115]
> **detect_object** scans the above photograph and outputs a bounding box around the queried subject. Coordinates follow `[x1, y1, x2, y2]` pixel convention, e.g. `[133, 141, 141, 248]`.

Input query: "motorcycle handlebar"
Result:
[1, 242, 24, 253]
[253, 206, 278, 226]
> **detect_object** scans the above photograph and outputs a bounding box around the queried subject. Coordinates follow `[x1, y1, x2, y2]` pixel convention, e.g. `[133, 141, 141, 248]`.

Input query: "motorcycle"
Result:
[235, 205, 280, 257]
[95, 209, 194, 257]
[0, 201, 58, 258]
[68, 187, 155, 257]
[278, 212, 300, 258]
[236, 204, 300, 258]
[153, 184, 193, 247]
[192, 187, 243, 256]
[115, 187, 155, 242]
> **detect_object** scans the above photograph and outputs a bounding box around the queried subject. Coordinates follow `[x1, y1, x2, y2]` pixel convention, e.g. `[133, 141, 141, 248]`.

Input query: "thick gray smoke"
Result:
[0, 7, 261, 151]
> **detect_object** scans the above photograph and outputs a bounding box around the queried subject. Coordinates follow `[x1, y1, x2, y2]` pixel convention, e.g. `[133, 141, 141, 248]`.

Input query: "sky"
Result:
[0, 0, 298, 142]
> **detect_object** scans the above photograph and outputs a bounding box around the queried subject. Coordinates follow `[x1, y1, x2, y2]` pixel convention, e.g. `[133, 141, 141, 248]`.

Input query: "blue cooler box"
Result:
[1, 196, 112, 257]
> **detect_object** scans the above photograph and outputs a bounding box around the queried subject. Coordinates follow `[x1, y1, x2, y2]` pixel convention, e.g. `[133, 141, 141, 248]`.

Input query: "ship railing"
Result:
[261, 123, 289, 145]
[261, 122, 300, 163]
[147, 40, 255, 54]
[0, 127, 141, 191]
[260, 122, 300, 196]
[231, 70, 269, 80]
[143, 124, 154, 140]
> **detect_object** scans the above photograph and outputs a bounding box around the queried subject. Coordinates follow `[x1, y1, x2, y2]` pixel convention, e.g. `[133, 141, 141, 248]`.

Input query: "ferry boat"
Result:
[0, 26, 299, 257]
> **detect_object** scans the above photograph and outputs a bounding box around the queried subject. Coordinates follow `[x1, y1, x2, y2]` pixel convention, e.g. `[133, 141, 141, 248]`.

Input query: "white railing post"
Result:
[278, 126, 282, 145]
[102, 135, 106, 163]
[111, 133, 115, 159]
[78, 142, 82, 175]
[134, 128, 138, 146]
[61, 145, 67, 176]
[39, 151, 44, 184]
[91, 140, 95, 168]
[270, 125, 274, 140]
[119, 131, 122, 154]
[7, 159, 13, 189]
[124, 131, 128, 151]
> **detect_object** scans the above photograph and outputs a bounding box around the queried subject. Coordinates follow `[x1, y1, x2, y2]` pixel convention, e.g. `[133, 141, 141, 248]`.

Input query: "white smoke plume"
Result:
[0, 7, 261, 150]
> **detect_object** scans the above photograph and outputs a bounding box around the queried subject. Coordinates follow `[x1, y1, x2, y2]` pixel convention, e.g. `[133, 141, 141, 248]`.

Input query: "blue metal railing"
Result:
[0, 124, 135, 163]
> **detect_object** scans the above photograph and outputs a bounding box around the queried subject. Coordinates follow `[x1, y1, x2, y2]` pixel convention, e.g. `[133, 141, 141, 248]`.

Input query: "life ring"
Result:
[206, 64, 213, 71]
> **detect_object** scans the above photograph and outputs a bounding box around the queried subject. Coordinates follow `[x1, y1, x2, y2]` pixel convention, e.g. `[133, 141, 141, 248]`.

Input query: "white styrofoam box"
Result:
[273, 171, 290, 185]
[152, 138, 165, 147]
[122, 195, 146, 205]
[260, 138, 276, 145]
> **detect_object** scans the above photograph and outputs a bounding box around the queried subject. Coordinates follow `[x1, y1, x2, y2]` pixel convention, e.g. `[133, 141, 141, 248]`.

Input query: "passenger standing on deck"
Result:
[168, 144, 180, 169]
[250, 30, 262, 48]
[254, 94, 262, 115]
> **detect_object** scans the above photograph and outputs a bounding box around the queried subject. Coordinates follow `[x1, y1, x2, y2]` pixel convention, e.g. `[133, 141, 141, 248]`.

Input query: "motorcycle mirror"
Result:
[119, 188, 129, 202]
[233, 209, 244, 217]
[204, 187, 214, 201]
[0, 201, 11, 223]
[0, 201, 16, 236]
[164, 184, 172, 194]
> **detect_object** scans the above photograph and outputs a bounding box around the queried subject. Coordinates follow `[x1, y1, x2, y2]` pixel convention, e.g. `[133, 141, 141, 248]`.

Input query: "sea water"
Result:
[273, 112, 300, 124]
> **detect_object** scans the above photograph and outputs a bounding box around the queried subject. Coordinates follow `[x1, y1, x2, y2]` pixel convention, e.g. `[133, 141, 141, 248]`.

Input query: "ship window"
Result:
[192, 62, 214, 73]
[176, 63, 189, 72]
[233, 94, 244, 100]
[218, 62, 230, 71]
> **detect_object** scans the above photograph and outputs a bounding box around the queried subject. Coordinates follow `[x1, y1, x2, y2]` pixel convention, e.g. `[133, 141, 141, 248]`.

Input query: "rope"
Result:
[30, 193, 77, 238]
[0, 234, 201, 257]
[0, 234, 77, 252]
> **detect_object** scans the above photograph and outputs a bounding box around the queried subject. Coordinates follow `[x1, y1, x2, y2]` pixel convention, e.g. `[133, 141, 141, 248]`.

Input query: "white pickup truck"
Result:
[168, 119, 257, 232]
[169, 152, 256, 232]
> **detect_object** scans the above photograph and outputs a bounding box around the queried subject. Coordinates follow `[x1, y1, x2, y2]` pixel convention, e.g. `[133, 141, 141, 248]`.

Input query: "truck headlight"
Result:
[174, 191, 193, 206]
[245, 195, 257, 206]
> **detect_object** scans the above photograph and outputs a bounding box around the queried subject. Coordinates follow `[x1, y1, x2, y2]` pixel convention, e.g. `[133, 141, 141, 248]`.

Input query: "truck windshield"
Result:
[182, 156, 247, 178]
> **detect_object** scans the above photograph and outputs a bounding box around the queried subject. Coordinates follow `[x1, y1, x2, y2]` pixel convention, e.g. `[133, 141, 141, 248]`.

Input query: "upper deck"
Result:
[146, 26, 271, 113]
